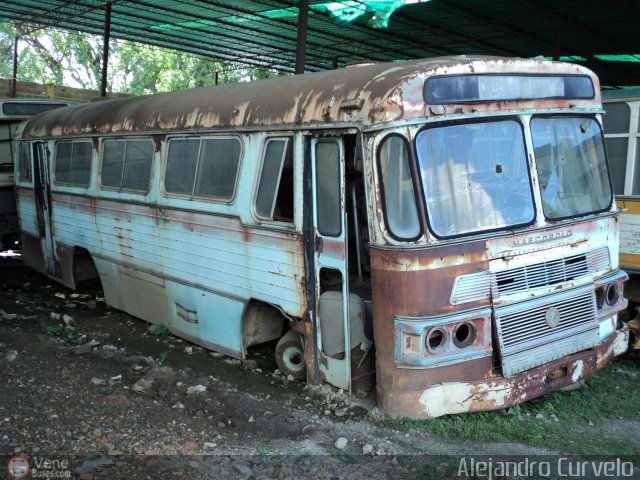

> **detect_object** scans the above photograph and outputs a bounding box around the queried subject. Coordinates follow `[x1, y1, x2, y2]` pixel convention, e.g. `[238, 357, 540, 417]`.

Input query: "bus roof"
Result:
[21, 55, 600, 139]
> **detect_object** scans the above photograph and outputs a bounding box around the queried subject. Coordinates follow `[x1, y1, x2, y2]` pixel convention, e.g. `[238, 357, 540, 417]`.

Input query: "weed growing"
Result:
[383, 359, 640, 455]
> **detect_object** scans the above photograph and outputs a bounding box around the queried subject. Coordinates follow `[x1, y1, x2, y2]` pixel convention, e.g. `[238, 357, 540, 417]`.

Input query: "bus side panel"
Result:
[166, 281, 246, 358]
[15, 187, 39, 238]
[618, 198, 640, 273]
[47, 192, 306, 356]
[16, 186, 49, 276]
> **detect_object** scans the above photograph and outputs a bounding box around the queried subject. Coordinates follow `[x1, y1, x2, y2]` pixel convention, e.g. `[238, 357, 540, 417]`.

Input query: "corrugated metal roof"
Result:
[1, 0, 639, 87]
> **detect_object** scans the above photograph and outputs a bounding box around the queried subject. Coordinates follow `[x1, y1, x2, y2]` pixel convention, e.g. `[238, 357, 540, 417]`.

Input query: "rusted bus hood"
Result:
[21, 56, 600, 139]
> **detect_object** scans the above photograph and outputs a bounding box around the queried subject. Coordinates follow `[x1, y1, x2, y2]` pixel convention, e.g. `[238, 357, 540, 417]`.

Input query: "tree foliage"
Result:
[0, 22, 281, 95]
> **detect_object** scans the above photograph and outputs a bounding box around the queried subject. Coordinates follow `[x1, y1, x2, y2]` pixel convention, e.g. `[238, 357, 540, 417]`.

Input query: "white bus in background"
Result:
[0, 98, 72, 250]
[601, 88, 640, 301]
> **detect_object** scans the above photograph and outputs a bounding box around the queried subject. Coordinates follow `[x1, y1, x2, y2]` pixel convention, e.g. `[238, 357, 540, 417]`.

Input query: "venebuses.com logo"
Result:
[6, 455, 71, 478]
[7, 456, 30, 479]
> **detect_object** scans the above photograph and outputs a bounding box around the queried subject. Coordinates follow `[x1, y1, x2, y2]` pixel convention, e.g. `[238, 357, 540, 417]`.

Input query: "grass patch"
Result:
[43, 324, 64, 337]
[42, 323, 78, 342]
[255, 446, 272, 455]
[385, 359, 640, 455]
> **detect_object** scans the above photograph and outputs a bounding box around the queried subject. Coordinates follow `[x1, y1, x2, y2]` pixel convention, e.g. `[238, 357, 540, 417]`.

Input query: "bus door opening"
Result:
[32, 142, 59, 277]
[310, 134, 374, 393]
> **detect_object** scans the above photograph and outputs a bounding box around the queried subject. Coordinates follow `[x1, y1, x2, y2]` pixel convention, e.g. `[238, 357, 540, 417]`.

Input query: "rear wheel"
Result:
[275, 330, 306, 380]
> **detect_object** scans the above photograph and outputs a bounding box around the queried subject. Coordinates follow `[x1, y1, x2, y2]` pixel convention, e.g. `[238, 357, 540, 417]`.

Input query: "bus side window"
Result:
[101, 139, 154, 192]
[603, 102, 631, 195]
[195, 138, 241, 200]
[165, 139, 200, 195]
[55, 141, 92, 186]
[165, 137, 241, 202]
[255, 138, 294, 222]
[377, 135, 421, 240]
[18, 142, 31, 182]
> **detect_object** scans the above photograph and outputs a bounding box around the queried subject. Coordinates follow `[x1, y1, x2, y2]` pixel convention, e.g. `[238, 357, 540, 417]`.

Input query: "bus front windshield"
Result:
[414, 115, 612, 238]
[531, 116, 611, 219]
[416, 119, 535, 238]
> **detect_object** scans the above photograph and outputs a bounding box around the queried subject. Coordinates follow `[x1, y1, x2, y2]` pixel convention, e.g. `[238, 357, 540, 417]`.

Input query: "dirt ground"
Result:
[0, 253, 624, 479]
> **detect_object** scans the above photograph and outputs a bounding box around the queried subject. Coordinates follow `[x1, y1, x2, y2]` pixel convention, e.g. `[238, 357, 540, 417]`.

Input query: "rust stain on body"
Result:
[21, 56, 601, 140]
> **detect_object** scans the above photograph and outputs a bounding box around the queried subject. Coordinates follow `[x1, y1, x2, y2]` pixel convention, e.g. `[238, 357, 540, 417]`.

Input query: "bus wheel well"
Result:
[241, 300, 286, 353]
[72, 247, 99, 285]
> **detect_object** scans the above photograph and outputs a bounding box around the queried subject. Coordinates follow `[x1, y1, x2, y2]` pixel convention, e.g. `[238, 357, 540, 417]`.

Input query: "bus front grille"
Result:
[494, 284, 600, 376]
[450, 247, 610, 305]
[494, 247, 610, 296]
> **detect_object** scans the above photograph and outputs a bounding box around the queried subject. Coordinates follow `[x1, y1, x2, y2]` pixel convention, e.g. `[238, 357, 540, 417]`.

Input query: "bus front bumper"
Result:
[385, 326, 628, 419]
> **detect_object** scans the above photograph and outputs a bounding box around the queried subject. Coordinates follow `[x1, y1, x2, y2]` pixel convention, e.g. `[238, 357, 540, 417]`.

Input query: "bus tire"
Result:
[275, 330, 306, 380]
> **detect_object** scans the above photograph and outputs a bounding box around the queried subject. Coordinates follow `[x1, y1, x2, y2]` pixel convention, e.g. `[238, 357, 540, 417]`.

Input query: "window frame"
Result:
[53, 140, 93, 187]
[530, 114, 614, 222]
[162, 134, 243, 204]
[99, 137, 155, 195]
[314, 138, 343, 237]
[376, 132, 423, 242]
[602, 100, 640, 197]
[254, 136, 294, 224]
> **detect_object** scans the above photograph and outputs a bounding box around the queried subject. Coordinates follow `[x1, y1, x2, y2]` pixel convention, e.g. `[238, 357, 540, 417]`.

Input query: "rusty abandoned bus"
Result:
[0, 98, 72, 250]
[14, 56, 629, 418]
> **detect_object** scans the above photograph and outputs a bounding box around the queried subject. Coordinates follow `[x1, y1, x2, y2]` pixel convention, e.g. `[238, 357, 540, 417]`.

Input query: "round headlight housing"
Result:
[605, 282, 620, 306]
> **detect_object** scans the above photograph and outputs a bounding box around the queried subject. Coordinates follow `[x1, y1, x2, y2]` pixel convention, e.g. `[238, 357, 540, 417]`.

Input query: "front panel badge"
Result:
[545, 306, 561, 329]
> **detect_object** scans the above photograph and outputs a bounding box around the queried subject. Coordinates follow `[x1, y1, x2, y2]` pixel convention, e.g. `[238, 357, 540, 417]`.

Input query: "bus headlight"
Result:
[425, 327, 449, 353]
[453, 321, 477, 348]
[593, 270, 627, 313]
[605, 282, 620, 306]
[423, 318, 483, 354]
[395, 309, 492, 367]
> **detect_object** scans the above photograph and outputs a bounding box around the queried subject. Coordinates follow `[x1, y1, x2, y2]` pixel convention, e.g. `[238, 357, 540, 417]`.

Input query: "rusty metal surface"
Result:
[370, 241, 493, 399]
[381, 326, 628, 419]
[18, 181, 308, 359]
[49, 191, 307, 316]
[21, 56, 601, 140]
[370, 218, 626, 417]
[20, 233, 46, 275]
[370, 240, 490, 316]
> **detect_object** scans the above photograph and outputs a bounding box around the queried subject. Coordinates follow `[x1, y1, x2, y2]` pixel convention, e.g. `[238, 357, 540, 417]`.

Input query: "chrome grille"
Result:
[450, 271, 492, 305]
[494, 247, 610, 296]
[589, 246, 611, 273]
[494, 285, 600, 376]
[450, 247, 610, 304]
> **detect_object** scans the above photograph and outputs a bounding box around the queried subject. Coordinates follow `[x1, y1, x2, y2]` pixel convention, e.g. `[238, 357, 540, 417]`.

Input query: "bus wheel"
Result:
[275, 330, 306, 380]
